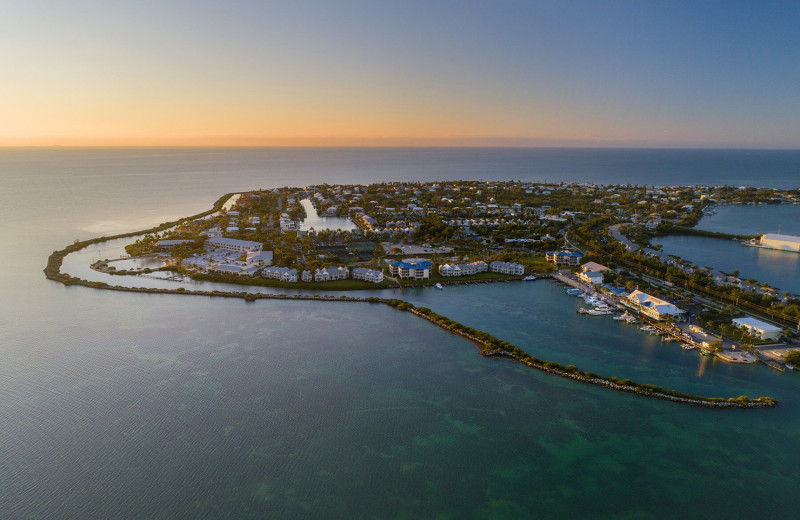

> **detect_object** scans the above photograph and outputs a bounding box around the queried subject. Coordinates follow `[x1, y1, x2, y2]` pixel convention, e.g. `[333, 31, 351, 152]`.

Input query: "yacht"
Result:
[434, 283, 443, 289]
[523, 275, 538, 281]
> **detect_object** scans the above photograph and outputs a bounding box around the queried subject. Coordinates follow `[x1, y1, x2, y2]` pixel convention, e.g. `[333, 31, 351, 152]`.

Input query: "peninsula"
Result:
[45, 181, 800, 408]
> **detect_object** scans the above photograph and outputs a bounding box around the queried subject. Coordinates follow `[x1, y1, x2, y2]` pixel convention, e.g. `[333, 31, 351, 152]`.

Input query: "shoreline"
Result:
[43, 196, 778, 410]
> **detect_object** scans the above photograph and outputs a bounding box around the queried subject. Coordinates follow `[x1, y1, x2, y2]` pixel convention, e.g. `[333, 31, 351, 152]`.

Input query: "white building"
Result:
[439, 261, 488, 277]
[261, 266, 298, 283]
[579, 270, 604, 285]
[206, 237, 262, 253]
[760, 233, 800, 252]
[625, 290, 685, 321]
[732, 317, 783, 340]
[489, 261, 525, 275]
[352, 267, 384, 283]
[314, 266, 349, 282]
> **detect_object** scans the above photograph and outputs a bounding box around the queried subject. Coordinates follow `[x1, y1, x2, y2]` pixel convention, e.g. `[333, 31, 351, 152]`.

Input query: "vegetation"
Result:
[785, 350, 800, 366]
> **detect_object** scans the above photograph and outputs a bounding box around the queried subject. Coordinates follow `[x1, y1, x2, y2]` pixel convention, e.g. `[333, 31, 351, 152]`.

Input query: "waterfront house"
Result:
[579, 270, 604, 285]
[489, 261, 525, 275]
[302, 270, 312, 282]
[352, 267, 384, 283]
[261, 266, 298, 283]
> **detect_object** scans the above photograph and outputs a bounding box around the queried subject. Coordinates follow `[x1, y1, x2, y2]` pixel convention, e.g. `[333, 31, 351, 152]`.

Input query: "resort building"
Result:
[732, 317, 783, 340]
[439, 261, 488, 277]
[759, 233, 800, 252]
[314, 266, 349, 282]
[489, 261, 525, 275]
[208, 264, 260, 277]
[546, 251, 584, 267]
[246, 250, 274, 266]
[261, 266, 298, 283]
[352, 267, 384, 283]
[205, 237, 262, 253]
[624, 290, 685, 321]
[389, 259, 432, 280]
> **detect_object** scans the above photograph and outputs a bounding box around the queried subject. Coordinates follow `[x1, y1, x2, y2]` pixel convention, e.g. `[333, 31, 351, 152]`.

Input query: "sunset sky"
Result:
[2, 0, 798, 148]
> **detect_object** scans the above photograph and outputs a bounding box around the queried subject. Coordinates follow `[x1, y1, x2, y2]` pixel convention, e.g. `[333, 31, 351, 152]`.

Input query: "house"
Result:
[352, 267, 384, 283]
[261, 266, 298, 282]
[302, 270, 312, 282]
[624, 290, 685, 321]
[732, 317, 783, 340]
[489, 261, 524, 275]
[314, 266, 349, 282]
[579, 270, 604, 285]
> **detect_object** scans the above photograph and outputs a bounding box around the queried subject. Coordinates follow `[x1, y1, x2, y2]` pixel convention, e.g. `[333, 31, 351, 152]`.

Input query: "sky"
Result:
[1, 0, 799, 148]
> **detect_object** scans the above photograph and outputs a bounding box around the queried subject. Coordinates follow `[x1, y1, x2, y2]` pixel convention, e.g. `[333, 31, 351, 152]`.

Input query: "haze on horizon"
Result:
[1, 0, 798, 149]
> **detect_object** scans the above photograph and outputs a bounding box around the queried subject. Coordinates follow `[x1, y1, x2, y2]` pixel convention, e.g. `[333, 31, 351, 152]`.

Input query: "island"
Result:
[46, 181, 800, 408]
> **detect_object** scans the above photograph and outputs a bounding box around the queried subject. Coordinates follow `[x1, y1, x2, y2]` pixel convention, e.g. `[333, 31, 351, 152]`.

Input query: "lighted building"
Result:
[760, 233, 800, 252]
[624, 290, 685, 321]
[732, 317, 783, 340]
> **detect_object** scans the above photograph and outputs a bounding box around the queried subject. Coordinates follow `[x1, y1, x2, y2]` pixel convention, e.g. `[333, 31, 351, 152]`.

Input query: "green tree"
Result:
[784, 350, 800, 365]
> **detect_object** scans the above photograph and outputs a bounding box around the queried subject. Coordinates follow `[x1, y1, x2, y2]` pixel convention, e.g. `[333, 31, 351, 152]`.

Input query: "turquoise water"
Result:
[654, 204, 800, 294]
[2, 148, 800, 519]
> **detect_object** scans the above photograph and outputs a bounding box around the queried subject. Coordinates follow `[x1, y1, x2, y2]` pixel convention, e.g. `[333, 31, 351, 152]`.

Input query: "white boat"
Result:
[681, 343, 696, 350]
[580, 307, 613, 316]
[434, 283, 443, 289]
[787, 363, 796, 370]
[566, 288, 583, 295]
[523, 275, 538, 281]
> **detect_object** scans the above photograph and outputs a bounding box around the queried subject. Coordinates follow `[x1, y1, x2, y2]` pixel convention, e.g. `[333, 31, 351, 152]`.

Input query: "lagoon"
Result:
[654, 204, 800, 295]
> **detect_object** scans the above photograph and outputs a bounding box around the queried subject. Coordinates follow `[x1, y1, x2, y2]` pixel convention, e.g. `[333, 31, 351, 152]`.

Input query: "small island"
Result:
[46, 181, 800, 408]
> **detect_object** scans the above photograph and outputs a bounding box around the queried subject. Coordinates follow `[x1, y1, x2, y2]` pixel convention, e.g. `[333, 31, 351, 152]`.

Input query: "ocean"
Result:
[2, 147, 800, 519]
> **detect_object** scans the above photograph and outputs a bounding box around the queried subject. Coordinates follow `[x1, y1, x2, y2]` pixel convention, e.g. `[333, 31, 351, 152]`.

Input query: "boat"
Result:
[566, 288, 583, 295]
[787, 363, 796, 371]
[581, 308, 613, 316]
[681, 343, 696, 350]
[434, 283, 443, 289]
[523, 275, 538, 281]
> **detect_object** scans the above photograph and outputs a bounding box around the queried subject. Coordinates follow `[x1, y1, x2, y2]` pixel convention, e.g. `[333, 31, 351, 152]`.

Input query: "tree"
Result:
[784, 350, 800, 366]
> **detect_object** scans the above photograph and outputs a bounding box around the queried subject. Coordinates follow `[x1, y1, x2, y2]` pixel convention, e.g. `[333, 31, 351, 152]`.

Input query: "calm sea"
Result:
[2, 147, 800, 519]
